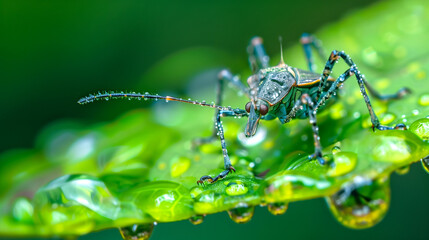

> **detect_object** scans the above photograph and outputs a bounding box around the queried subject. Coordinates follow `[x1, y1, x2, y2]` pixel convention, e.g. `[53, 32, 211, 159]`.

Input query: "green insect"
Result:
[78, 34, 410, 185]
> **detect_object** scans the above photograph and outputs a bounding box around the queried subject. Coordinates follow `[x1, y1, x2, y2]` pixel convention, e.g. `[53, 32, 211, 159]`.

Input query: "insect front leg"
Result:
[197, 108, 248, 185]
[316, 50, 409, 130]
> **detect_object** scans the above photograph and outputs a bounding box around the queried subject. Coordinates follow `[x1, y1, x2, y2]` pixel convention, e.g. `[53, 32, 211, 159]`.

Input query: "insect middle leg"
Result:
[316, 50, 408, 130]
[193, 69, 249, 146]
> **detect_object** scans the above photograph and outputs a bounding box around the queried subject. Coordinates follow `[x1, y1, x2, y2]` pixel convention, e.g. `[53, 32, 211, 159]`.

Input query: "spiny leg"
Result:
[193, 69, 250, 147]
[363, 80, 411, 102]
[300, 33, 326, 73]
[247, 36, 270, 73]
[315, 50, 408, 130]
[197, 108, 248, 185]
[300, 34, 410, 102]
[284, 93, 326, 164]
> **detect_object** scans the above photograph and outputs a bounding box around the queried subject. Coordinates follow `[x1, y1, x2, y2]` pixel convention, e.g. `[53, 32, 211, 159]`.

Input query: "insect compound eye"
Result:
[259, 104, 269, 115]
[245, 102, 251, 113]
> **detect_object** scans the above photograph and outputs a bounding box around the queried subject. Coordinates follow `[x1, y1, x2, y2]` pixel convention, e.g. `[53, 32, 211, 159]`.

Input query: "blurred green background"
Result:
[1, 0, 428, 239]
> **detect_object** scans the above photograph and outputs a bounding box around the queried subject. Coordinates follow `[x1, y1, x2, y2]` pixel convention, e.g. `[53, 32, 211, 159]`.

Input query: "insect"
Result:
[78, 34, 410, 186]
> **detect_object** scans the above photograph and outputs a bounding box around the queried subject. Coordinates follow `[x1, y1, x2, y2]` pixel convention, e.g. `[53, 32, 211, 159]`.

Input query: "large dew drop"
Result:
[227, 204, 255, 224]
[267, 202, 288, 215]
[119, 223, 154, 240]
[170, 156, 191, 178]
[418, 94, 429, 106]
[409, 118, 429, 141]
[326, 177, 390, 229]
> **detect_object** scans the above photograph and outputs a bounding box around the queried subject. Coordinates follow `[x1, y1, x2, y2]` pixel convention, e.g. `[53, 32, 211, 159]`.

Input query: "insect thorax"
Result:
[257, 67, 296, 105]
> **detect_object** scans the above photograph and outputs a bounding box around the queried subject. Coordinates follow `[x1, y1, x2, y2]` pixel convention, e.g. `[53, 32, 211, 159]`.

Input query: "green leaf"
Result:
[1, 0, 429, 238]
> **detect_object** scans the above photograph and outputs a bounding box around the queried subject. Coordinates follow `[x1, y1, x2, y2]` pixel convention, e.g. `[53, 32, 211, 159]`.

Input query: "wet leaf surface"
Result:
[0, 0, 428, 238]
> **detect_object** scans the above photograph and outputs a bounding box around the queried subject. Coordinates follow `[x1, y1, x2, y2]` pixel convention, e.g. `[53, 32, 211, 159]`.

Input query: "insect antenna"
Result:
[277, 36, 287, 67]
[77, 91, 228, 110]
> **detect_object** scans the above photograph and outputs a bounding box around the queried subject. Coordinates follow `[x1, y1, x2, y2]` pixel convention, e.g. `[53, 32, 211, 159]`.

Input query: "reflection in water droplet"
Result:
[267, 202, 288, 215]
[238, 127, 267, 147]
[227, 204, 255, 224]
[395, 165, 410, 175]
[119, 223, 154, 240]
[418, 94, 429, 106]
[225, 182, 248, 196]
[326, 177, 390, 229]
[170, 157, 191, 178]
[409, 118, 429, 141]
[421, 156, 429, 173]
[331, 146, 341, 154]
[189, 215, 204, 225]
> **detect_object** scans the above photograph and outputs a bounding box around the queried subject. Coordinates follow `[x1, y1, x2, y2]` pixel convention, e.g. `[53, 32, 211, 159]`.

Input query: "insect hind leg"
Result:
[363, 80, 411, 102]
[315, 50, 409, 130]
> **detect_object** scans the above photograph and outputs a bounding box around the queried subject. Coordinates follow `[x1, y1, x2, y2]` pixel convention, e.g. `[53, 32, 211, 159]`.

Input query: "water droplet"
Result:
[189, 215, 204, 225]
[190, 187, 204, 198]
[227, 204, 255, 224]
[380, 113, 396, 125]
[421, 156, 429, 173]
[225, 182, 248, 196]
[327, 152, 357, 177]
[267, 202, 288, 215]
[331, 146, 341, 154]
[395, 165, 410, 175]
[412, 109, 420, 116]
[362, 47, 382, 67]
[12, 197, 34, 224]
[326, 177, 390, 229]
[418, 94, 429, 106]
[409, 118, 429, 141]
[119, 223, 154, 240]
[238, 126, 267, 147]
[372, 135, 413, 163]
[170, 156, 191, 178]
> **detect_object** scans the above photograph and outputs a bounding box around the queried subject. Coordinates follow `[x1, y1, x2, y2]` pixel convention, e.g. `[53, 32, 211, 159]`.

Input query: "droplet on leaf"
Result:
[328, 152, 358, 177]
[409, 118, 429, 141]
[225, 182, 248, 196]
[170, 157, 191, 178]
[418, 94, 429, 106]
